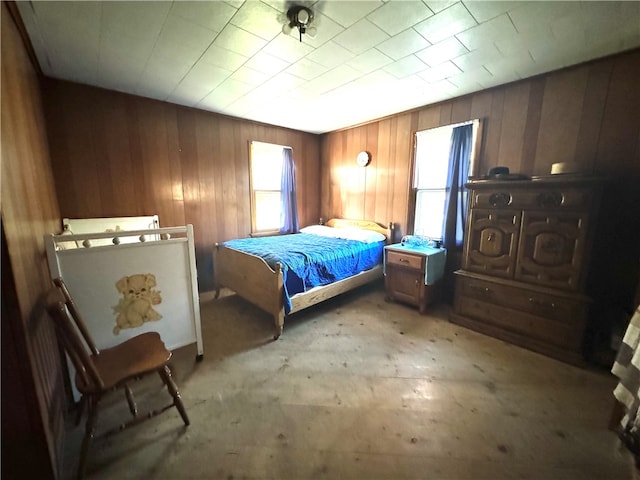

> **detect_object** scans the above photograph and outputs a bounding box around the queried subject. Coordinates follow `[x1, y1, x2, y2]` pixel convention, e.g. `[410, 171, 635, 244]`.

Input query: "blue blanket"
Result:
[221, 233, 384, 313]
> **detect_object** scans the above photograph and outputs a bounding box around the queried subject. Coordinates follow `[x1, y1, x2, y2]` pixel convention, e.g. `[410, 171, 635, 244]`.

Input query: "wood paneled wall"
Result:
[1, 4, 65, 478]
[42, 81, 321, 290]
[320, 49, 640, 238]
[321, 48, 640, 326]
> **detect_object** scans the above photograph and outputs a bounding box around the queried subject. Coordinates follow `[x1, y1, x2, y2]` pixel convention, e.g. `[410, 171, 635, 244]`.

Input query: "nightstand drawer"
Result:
[385, 250, 424, 270]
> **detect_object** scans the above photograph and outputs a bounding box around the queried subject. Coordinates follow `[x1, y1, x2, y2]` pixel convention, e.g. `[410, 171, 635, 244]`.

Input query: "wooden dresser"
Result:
[450, 176, 602, 365]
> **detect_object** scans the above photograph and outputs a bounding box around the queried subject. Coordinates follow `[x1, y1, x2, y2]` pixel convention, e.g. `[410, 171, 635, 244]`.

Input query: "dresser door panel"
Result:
[515, 211, 588, 291]
[463, 208, 520, 278]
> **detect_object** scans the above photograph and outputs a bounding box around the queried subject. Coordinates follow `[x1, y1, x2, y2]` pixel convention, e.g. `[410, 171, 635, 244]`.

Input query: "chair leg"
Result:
[124, 384, 138, 417]
[75, 396, 86, 426]
[159, 365, 190, 426]
[77, 395, 99, 480]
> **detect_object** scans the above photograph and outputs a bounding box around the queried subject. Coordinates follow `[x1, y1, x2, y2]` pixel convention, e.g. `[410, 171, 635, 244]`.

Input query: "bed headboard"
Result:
[324, 218, 395, 243]
[61, 215, 160, 248]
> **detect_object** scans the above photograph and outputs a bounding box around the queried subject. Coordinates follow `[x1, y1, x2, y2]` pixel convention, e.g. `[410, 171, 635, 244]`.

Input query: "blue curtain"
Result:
[442, 124, 473, 249]
[279, 147, 299, 234]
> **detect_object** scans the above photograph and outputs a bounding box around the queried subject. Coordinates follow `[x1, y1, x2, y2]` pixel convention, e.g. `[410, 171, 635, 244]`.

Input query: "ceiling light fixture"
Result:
[282, 5, 317, 42]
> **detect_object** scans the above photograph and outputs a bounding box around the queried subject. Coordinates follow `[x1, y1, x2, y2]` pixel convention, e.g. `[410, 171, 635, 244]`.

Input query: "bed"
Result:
[213, 218, 394, 338]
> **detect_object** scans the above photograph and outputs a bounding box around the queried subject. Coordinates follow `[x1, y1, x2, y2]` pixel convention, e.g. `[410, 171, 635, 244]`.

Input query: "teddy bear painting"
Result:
[112, 273, 162, 335]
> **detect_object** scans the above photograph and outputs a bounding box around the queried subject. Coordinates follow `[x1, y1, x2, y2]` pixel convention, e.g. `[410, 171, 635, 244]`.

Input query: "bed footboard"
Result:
[213, 244, 285, 338]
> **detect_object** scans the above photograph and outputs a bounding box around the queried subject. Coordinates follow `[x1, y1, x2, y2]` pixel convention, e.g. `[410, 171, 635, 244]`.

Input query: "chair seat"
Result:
[76, 332, 172, 393]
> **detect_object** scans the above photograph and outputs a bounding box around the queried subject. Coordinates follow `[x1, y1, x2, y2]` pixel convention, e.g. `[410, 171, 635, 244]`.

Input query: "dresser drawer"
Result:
[386, 250, 424, 270]
[471, 186, 593, 211]
[458, 275, 586, 324]
[453, 294, 585, 350]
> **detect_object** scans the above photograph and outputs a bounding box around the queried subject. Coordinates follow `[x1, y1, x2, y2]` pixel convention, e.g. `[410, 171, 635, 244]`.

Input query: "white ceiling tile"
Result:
[181, 62, 233, 88]
[347, 48, 394, 74]
[507, 2, 581, 37]
[32, 1, 101, 66]
[262, 34, 315, 63]
[366, 0, 434, 36]
[231, 1, 283, 41]
[247, 73, 307, 104]
[170, 1, 238, 33]
[230, 66, 272, 86]
[200, 45, 248, 71]
[462, 1, 520, 23]
[413, 2, 478, 44]
[383, 55, 428, 79]
[285, 58, 330, 81]
[451, 44, 502, 71]
[18, 0, 640, 134]
[101, 1, 169, 38]
[306, 41, 356, 69]
[141, 54, 192, 85]
[376, 29, 431, 61]
[456, 13, 518, 51]
[304, 65, 361, 95]
[32, 1, 101, 32]
[213, 24, 268, 57]
[481, 58, 521, 85]
[333, 19, 390, 55]
[244, 51, 290, 76]
[317, 0, 384, 28]
[158, 14, 217, 50]
[198, 78, 254, 110]
[415, 37, 468, 67]
[98, 50, 144, 84]
[52, 55, 97, 85]
[423, 1, 457, 15]
[417, 61, 461, 83]
[135, 71, 180, 100]
[224, 0, 246, 9]
[428, 78, 460, 95]
[100, 28, 156, 61]
[352, 69, 398, 89]
[168, 83, 215, 107]
[447, 66, 494, 90]
[494, 30, 547, 57]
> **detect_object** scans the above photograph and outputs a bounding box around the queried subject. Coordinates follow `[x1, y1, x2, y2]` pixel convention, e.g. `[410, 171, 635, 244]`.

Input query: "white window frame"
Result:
[249, 141, 290, 235]
[411, 119, 481, 240]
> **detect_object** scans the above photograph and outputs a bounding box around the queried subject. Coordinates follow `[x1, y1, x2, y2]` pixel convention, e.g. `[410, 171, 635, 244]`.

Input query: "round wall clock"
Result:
[356, 151, 371, 167]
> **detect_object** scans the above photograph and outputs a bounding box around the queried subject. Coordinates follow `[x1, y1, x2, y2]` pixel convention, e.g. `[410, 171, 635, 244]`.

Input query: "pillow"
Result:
[300, 225, 385, 244]
[299, 225, 337, 237]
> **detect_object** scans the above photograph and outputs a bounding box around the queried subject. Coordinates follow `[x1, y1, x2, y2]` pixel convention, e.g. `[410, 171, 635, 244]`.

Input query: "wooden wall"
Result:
[42, 81, 321, 290]
[1, 3, 65, 479]
[320, 48, 640, 238]
[321, 48, 640, 348]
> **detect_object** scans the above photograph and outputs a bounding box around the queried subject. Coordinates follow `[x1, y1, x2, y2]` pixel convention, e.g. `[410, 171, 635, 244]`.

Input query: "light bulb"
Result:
[282, 23, 292, 34]
[307, 26, 317, 38]
[297, 9, 309, 25]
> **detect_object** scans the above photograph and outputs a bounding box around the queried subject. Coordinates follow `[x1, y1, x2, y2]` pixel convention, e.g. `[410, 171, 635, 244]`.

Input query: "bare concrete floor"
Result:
[63, 281, 637, 479]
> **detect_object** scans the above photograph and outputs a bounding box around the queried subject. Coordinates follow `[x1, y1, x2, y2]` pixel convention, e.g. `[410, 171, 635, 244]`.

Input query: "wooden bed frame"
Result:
[213, 219, 394, 339]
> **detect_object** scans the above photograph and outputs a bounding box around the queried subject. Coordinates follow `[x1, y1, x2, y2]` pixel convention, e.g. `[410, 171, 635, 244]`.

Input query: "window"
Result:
[411, 120, 480, 240]
[249, 141, 288, 234]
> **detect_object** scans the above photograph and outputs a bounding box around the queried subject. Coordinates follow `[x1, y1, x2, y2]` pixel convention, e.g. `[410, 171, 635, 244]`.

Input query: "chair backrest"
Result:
[46, 279, 105, 392]
[53, 277, 99, 356]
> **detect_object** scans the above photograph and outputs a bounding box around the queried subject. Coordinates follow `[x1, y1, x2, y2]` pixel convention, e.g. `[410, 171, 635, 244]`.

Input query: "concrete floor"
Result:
[63, 281, 637, 479]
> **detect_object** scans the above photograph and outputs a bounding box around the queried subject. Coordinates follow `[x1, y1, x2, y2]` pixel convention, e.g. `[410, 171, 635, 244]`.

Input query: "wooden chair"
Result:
[46, 277, 190, 479]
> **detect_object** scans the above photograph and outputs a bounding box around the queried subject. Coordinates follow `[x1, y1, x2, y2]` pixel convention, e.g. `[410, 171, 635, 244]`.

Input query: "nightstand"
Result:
[384, 243, 447, 314]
